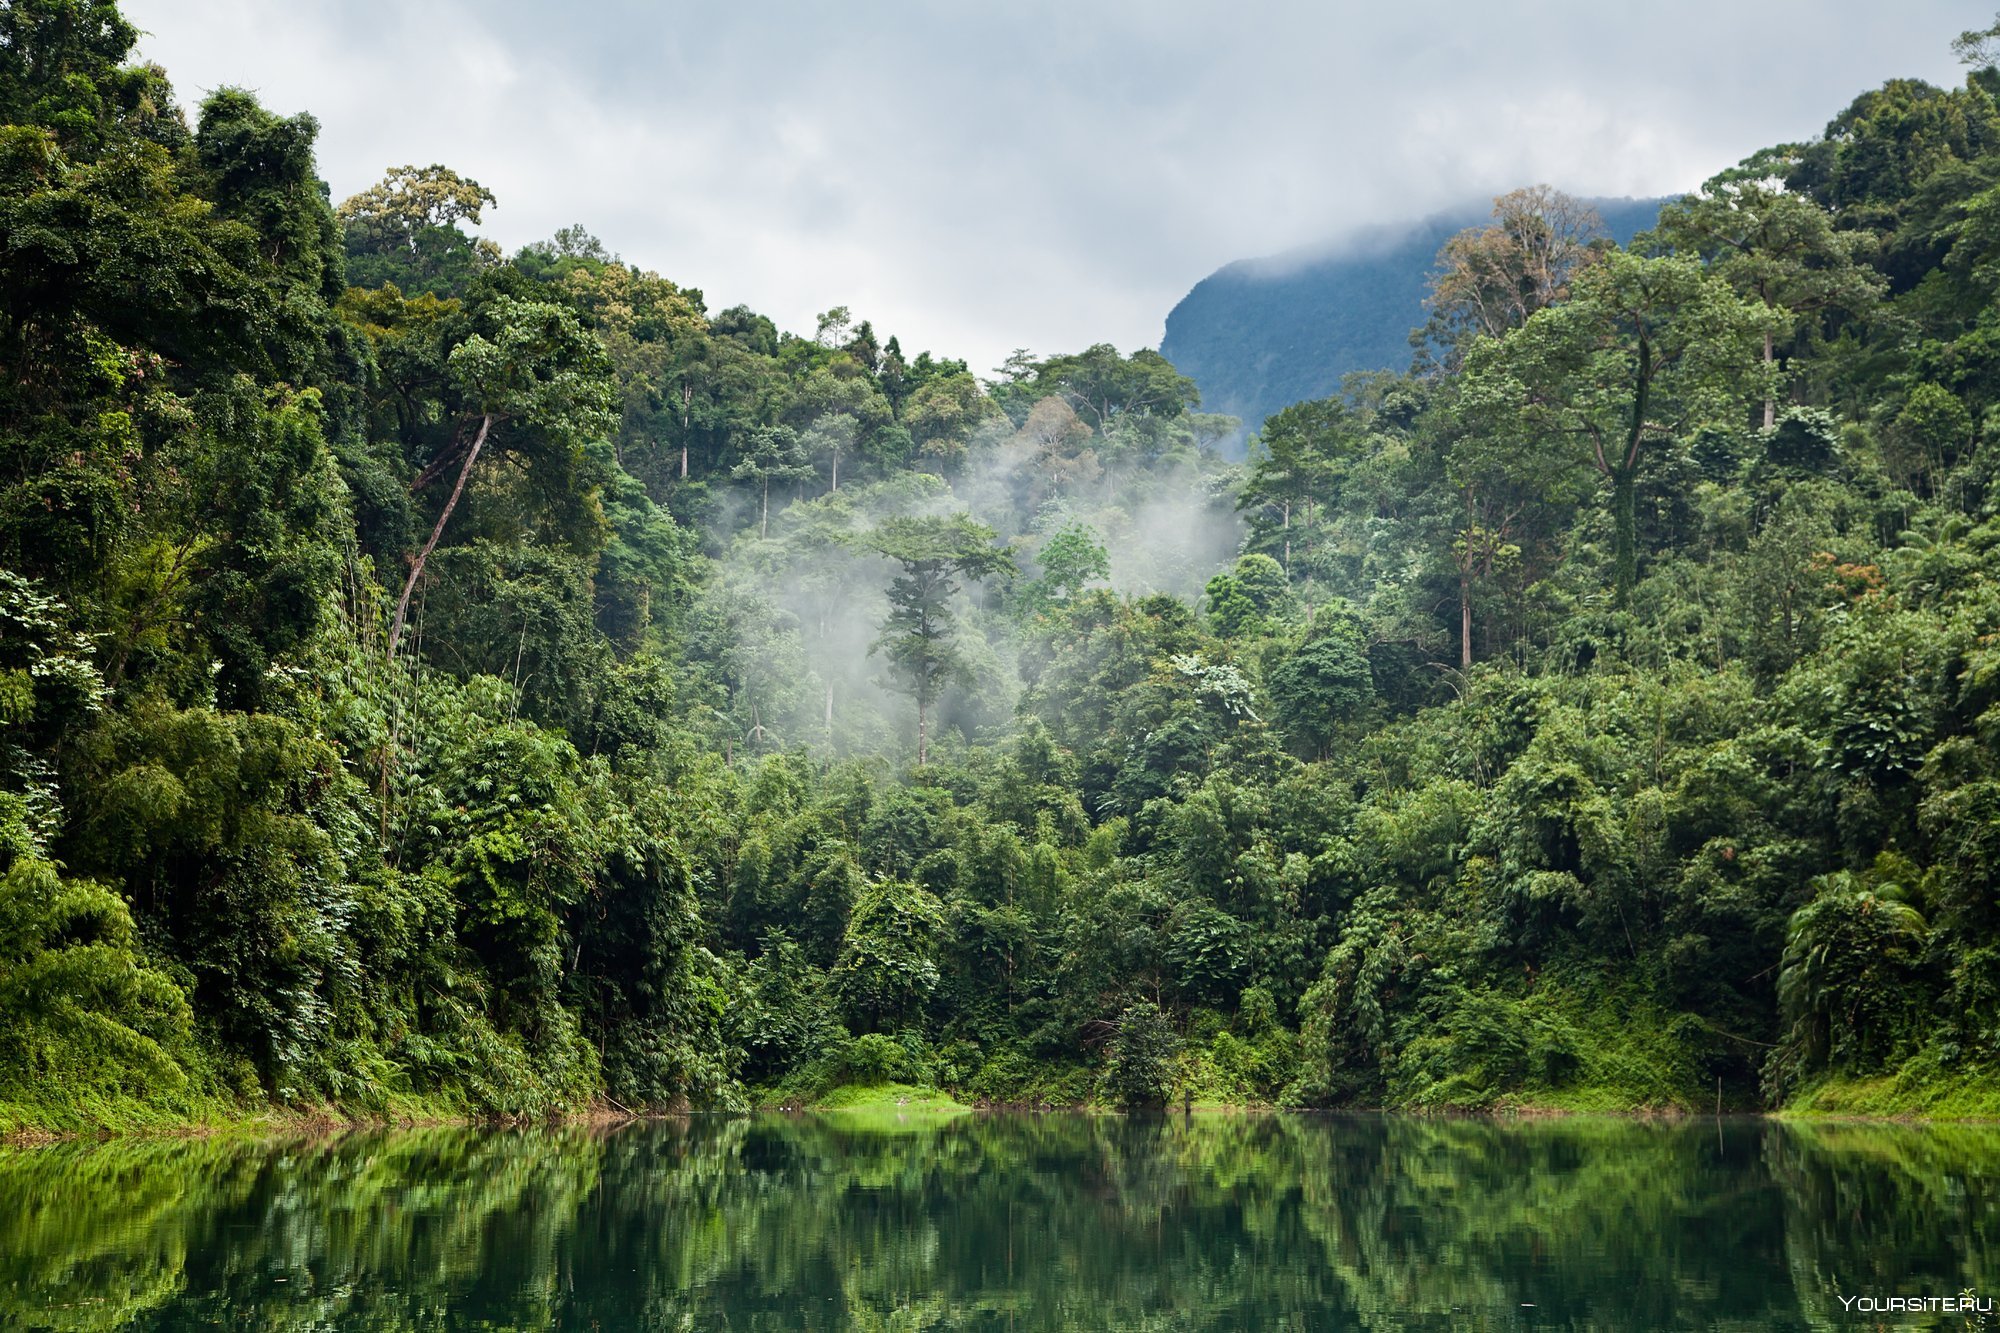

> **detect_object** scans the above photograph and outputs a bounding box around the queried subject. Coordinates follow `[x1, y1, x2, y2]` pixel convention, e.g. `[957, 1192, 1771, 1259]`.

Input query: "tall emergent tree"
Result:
[1648, 168, 1883, 426]
[1415, 186, 1608, 371]
[1438, 391, 1592, 666]
[338, 163, 499, 294]
[868, 513, 1013, 764]
[1238, 398, 1353, 576]
[1459, 250, 1771, 604]
[731, 425, 813, 539]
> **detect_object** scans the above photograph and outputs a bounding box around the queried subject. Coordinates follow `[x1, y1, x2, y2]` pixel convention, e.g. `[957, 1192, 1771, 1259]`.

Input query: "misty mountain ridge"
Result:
[1161, 196, 1665, 449]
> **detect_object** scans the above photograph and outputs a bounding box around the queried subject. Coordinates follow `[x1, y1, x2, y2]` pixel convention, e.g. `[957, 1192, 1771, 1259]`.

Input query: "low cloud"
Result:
[128, 0, 1985, 373]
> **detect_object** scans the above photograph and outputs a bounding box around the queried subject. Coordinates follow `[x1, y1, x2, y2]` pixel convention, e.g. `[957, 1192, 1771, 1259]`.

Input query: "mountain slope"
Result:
[1161, 197, 1665, 445]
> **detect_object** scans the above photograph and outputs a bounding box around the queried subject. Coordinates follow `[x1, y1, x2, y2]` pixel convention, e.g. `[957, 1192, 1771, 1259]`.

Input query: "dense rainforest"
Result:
[7, 0, 2000, 1130]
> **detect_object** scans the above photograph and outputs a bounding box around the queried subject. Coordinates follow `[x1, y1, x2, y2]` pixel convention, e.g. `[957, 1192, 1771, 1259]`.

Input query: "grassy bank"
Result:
[1780, 1058, 2000, 1121]
[787, 1083, 969, 1113]
[0, 1090, 644, 1144]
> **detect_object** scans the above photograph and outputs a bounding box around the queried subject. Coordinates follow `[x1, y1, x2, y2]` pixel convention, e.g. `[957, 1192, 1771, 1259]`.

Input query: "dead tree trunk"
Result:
[388, 413, 492, 660]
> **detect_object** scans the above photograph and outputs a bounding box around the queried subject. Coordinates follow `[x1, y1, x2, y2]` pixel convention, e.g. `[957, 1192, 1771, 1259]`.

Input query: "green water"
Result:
[3, 1113, 1997, 1330]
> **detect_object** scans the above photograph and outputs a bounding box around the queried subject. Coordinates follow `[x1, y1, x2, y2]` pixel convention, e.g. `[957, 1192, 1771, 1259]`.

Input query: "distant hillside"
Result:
[1161, 197, 1665, 448]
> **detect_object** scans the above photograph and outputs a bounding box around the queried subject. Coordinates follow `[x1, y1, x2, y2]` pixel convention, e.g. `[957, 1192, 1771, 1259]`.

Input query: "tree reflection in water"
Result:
[2, 1113, 1996, 1330]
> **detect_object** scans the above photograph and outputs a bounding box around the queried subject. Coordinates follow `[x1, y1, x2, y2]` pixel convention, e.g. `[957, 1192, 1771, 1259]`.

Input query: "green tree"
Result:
[338, 164, 499, 295]
[904, 370, 999, 471]
[1104, 1000, 1181, 1109]
[1890, 382, 1974, 492]
[1649, 173, 1883, 426]
[1021, 522, 1109, 613]
[1441, 382, 1594, 665]
[0, 857, 194, 1118]
[800, 413, 856, 493]
[1266, 608, 1374, 759]
[1204, 553, 1293, 638]
[730, 424, 814, 538]
[868, 513, 1013, 765]
[0, 0, 178, 156]
[1768, 868, 1933, 1098]
[1025, 345, 1170, 422]
[1239, 398, 1352, 575]
[1458, 250, 1771, 603]
[830, 875, 947, 1033]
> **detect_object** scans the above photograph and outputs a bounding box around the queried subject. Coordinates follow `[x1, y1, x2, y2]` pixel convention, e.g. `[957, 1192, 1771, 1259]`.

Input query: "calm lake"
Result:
[3, 1112, 1996, 1330]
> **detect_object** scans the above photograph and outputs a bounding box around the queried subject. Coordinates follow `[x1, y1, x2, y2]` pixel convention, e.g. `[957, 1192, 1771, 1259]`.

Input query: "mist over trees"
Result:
[6, 0, 2000, 1124]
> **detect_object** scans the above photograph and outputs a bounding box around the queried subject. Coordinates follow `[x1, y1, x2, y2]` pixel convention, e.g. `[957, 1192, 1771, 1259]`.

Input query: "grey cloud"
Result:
[126, 0, 1988, 375]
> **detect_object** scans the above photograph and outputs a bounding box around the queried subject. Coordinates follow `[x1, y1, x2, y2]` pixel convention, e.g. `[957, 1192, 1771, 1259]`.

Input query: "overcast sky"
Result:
[125, 1, 1991, 374]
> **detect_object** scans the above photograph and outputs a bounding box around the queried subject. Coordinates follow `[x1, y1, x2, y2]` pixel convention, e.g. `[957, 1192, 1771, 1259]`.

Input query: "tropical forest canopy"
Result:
[7, 0, 2000, 1125]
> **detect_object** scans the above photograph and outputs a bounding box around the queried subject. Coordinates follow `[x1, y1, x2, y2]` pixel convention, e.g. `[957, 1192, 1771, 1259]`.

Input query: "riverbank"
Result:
[767, 1082, 970, 1114]
[1777, 1065, 2000, 1122]
[773, 1078, 2000, 1123]
[0, 1089, 644, 1145]
[11, 1068, 2000, 1143]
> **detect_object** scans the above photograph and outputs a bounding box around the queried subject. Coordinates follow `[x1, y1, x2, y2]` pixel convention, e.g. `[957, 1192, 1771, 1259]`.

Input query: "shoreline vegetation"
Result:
[11, 3, 2000, 1141]
[10, 1072, 2000, 1146]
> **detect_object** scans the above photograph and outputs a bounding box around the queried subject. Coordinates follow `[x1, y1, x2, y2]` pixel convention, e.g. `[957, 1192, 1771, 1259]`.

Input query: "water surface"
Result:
[4, 1112, 1997, 1329]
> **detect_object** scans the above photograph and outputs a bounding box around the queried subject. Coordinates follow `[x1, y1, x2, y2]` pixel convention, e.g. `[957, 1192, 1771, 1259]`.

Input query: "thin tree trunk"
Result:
[680, 384, 692, 478]
[1611, 344, 1651, 607]
[1612, 465, 1638, 608]
[760, 478, 770, 538]
[509, 608, 530, 718]
[917, 694, 928, 767]
[389, 413, 491, 660]
[1763, 326, 1775, 430]
[1460, 568, 1473, 669]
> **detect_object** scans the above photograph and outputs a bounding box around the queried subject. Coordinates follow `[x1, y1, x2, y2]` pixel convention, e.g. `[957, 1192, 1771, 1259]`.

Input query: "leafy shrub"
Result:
[1103, 1001, 1182, 1110]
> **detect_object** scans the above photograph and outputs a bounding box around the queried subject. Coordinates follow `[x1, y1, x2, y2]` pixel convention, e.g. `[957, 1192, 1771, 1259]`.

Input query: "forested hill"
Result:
[7, 0, 2000, 1132]
[1160, 197, 1662, 448]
